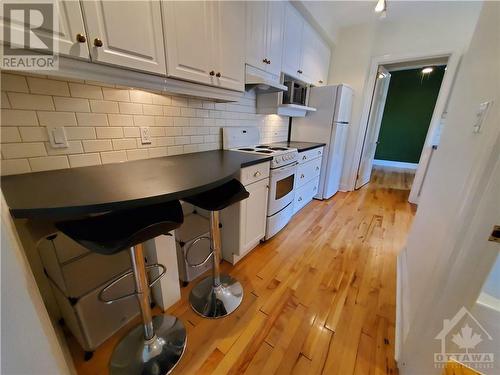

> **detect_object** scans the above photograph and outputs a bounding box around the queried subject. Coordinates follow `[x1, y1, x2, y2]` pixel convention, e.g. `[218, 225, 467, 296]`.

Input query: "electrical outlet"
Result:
[140, 127, 152, 144]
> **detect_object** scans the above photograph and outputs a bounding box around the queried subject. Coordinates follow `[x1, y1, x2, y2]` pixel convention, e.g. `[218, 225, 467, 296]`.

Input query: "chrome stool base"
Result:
[110, 315, 186, 375]
[189, 274, 243, 318]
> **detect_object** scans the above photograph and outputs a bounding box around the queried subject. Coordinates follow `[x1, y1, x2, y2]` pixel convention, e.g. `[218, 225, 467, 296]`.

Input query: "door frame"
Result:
[349, 50, 461, 203]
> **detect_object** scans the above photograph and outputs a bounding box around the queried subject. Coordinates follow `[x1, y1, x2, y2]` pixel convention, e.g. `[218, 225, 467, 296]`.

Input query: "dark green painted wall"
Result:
[374, 66, 446, 163]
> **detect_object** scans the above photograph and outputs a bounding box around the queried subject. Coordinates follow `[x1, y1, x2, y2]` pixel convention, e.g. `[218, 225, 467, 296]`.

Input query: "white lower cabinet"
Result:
[293, 147, 324, 214]
[221, 162, 270, 264]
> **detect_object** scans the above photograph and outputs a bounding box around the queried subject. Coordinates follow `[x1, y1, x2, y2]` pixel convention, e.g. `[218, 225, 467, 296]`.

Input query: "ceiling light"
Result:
[422, 67, 433, 74]
[375, 0, 386, 13]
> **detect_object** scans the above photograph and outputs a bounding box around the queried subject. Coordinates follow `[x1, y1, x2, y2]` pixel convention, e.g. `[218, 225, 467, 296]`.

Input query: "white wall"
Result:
[481, 255, 500, 300]
[328, 1, 482, 190]
[1, 195, 73, 374]
[397, 1, 500, 373]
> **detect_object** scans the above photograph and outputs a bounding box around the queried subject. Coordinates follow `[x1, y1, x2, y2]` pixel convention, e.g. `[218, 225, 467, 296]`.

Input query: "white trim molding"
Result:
[373, 159, 418, 170]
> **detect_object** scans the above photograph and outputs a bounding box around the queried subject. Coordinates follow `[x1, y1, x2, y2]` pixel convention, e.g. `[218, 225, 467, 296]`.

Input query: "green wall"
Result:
[374, 66, 446, 163]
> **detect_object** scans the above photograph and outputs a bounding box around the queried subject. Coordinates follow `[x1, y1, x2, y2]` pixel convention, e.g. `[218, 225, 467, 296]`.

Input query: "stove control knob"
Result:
[282, 156, 286, 161]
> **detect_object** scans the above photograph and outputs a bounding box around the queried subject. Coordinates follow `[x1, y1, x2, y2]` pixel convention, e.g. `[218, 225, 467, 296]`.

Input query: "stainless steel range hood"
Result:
[245, 65, 287, 93]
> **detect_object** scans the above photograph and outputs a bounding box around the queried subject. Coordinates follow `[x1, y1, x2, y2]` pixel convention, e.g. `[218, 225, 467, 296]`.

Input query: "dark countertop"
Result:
[270, 141, 326, 152]
[1, 150, 272, 219]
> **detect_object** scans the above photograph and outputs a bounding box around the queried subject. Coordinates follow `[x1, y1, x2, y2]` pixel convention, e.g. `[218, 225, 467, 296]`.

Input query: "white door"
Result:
[82, 1, 166, 74]
[1, 1, 90, 60]
[299, 22, 319, 84]
[213, 1, 245, 91]
[281, 3, 303, 79]
[355, 67, 391, 189]
[245, 1, 267, 71]
[162, 1, 214, 84]
[240, 179, 268, 252]
[265, 1, 285, 76]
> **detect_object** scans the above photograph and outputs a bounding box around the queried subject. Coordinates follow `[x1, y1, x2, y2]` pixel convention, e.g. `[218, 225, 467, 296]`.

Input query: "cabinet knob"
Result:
[297, 69, 303, 74]
[300, 174, 305, 178]
[267, 59, 271, 64]
[319, 80, 323, 84]
[298, 197, 302, 201]
[216, 72, 221, 78]
[94, 38, 103, 47]
[254, 171, 261, 177]
[209, 71, 215, 76]
[76, 33, 86, 43]
[262, 58, 268, 64]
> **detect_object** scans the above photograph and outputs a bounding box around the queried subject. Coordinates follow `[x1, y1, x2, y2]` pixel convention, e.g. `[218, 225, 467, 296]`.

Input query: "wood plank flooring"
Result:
[69, 167, 416, 374]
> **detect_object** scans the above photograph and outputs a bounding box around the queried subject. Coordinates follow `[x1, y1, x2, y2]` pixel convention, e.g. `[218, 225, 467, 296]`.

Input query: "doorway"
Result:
[355, 56, 450, 196]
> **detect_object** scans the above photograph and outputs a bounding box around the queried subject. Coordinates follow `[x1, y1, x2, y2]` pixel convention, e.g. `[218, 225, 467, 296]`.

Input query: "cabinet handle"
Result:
[209, 71, 215, 76]
[297, 69, 303, 74]
[76, 33, 86, 43]
[318, 150, 321, 154]
[313, 186, 317, 191]
[254, 171, 261, 177]
[316, 166, 319, 171]
[300, 174, 305, 178]
[319, 80, 323, 84]
[94, 38, 103, 47]
[216, 72, 221, 78]
[262, 58, 268, 64]
[267, 59, 271, 64]
[298, 197, 302, 201]
[302, 155, 307, 160]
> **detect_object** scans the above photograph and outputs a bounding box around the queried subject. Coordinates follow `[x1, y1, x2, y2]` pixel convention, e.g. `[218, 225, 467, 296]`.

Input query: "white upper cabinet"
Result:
[82, 1, 166, 75]
[282, 4, 304, 79]
[213, 1, 245, 91]
[56, 1, 90, 59]
[265, 1, 285, 76]
[245, 1, 285, 77]
[282, 3, 331, 85]
[163, 0, 245, 91]
[162, 1, 214, 86]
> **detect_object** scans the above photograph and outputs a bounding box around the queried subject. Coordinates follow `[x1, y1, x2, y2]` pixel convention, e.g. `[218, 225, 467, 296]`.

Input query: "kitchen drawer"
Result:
[240, 161, 270, 186]
[294, 176, 320, 214]
[298, 147, 324, 164]
[296, 157, 322, 189]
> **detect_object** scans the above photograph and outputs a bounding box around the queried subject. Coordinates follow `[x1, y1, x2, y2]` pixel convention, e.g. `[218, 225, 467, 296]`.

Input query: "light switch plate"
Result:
[473, 101, 492, 134]
[47, 126, 68, 148]
[140, 127, 152, 144]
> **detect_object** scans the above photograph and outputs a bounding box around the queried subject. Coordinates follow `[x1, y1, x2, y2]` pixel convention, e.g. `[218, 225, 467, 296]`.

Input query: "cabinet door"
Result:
[240, 179, 268, 251]
[265, 1, 285, 76]
[316, 37, 331, 86]
[299, 22, 319, 84]
[281, 3, 303, 79]
[245, 1, 267, 71]
[82, 1, 166, 74]
[1, 1, 89, 60]
[214, 1, 245, 91]
[163, 1, 214, 85]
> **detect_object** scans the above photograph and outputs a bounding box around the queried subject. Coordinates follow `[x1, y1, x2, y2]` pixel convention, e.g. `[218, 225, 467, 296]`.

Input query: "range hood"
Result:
[245, 65, 288, 93]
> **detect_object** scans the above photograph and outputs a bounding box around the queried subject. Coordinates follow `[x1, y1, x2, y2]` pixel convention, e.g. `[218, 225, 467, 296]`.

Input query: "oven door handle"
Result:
[272, 162, 298, 176]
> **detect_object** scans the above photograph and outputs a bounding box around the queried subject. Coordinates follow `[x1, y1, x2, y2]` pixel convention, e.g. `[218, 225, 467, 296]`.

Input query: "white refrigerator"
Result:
[291, 84, 353, 199]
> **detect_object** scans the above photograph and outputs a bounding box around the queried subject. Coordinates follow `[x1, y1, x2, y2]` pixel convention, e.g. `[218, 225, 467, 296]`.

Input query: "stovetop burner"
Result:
[268, 147, 288, 151]
[255, 145, 270, 148]
[238, 148, 255, 151]
[256, 150, 273, 154]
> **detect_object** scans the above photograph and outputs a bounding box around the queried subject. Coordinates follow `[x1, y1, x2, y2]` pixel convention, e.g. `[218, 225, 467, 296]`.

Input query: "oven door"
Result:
[268, 162, 297, 215]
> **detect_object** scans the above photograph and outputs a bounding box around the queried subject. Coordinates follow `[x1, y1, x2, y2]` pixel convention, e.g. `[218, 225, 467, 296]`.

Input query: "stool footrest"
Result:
[184, 236, 212, 268]
[98, 263, 166, 304]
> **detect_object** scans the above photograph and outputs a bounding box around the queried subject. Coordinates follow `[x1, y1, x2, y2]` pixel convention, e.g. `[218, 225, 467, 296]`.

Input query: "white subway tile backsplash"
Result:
[8, 93, 54, 110]
[69, 83, 103, 99]
[1, 109, 38, 126]
[82, 139, 113, 153]
[38, 111, 77, 127]
[76, 113, 108, 127]
[27, 77, 70, 96]
[1, 159, 31, 175]
[54, 97, 90, 112]
[19, 127, 48, 142]
[29, 156, 69, 172]
[68, 153, 101, 168]
[1, 72, 288, 175]
[1, 142, 46, 159]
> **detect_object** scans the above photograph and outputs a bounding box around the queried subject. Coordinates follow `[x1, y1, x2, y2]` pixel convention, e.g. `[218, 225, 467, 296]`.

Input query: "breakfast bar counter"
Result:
[1, 150, 272, 219]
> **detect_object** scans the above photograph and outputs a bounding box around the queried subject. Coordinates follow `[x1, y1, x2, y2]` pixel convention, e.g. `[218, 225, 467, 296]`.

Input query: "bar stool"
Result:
[183, 179, 249, 318]
[56, 200, 186, 375]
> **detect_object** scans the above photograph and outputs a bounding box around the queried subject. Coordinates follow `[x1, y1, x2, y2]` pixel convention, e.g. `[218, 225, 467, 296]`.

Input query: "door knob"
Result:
[209, 71, 215, 76]
[216, 72, 221, 78]
[94, 38, 103, 47]
[76, 33, 86, 43]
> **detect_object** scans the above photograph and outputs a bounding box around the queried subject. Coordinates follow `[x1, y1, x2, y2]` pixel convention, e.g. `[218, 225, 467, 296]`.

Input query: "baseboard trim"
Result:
[373, 159, 418, 170]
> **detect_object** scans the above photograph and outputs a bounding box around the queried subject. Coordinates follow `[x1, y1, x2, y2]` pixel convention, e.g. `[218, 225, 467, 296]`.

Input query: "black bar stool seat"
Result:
[56, 200, 186, 375]
[183, 179, 249, 318]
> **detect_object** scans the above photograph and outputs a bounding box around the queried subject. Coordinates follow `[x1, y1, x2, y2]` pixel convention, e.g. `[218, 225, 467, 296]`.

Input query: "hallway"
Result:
[71, 167, 416, 374]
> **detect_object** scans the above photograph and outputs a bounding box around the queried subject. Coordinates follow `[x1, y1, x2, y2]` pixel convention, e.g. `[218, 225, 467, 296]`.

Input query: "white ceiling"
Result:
[298, 1, 482, 44]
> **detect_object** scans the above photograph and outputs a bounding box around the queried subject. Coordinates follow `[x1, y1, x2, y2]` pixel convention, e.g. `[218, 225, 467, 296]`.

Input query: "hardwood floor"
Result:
[69, 167, 416, 374]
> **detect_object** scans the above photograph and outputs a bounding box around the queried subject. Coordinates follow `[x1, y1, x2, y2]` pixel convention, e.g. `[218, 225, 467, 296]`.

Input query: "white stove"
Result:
[223, 127, 298, 240]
